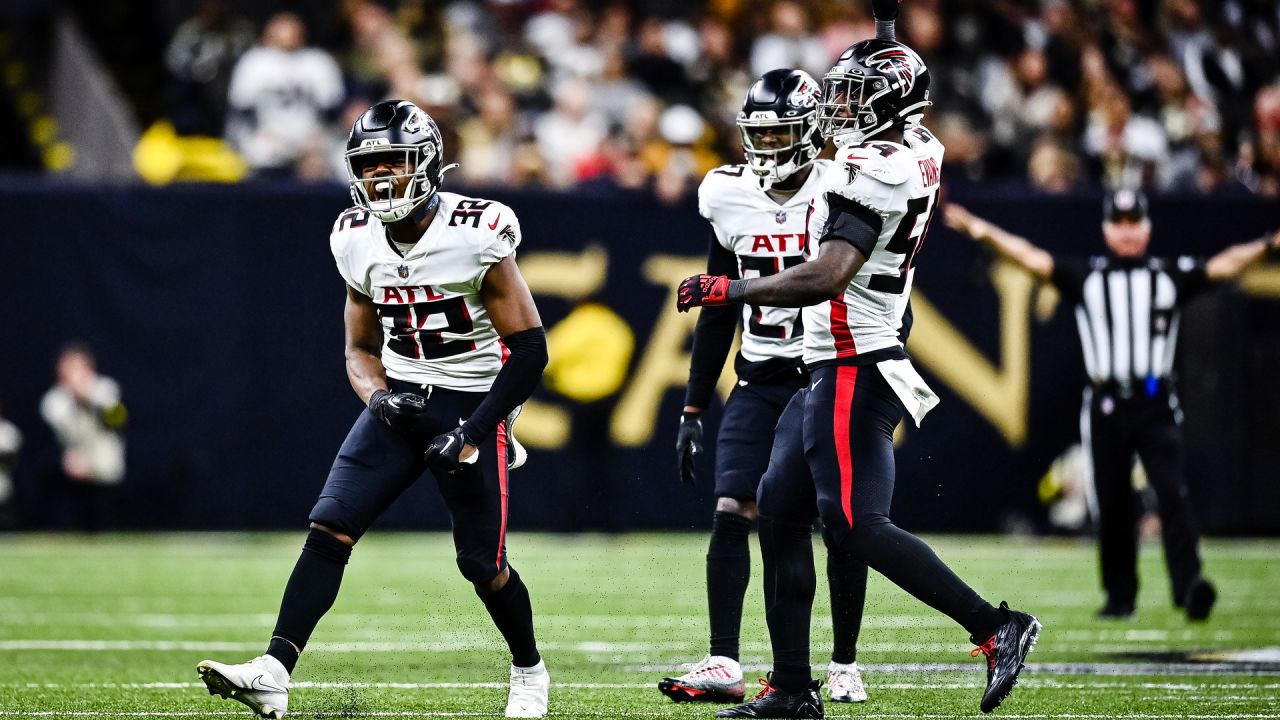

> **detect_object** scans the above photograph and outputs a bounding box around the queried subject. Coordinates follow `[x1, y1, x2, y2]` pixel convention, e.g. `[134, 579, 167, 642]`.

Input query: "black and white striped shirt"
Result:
[1051, 255, 1210, 392]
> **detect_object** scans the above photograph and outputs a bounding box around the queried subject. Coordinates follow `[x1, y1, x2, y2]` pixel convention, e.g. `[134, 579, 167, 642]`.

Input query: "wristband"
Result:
[726, 278, 749, 302]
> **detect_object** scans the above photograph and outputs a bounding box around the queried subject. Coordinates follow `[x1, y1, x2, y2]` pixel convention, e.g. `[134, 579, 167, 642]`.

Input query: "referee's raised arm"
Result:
[944, 203, 1055, 281]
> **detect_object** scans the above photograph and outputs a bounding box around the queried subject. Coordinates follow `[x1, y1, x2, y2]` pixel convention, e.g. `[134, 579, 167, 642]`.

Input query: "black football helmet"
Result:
[344, 100, 458, 222]
[817, 39, 931, 147]
[737, 69, 823, 190]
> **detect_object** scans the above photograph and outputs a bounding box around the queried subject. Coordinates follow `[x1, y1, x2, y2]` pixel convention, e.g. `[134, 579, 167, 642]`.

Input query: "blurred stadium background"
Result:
[0, 0, 1278, 717]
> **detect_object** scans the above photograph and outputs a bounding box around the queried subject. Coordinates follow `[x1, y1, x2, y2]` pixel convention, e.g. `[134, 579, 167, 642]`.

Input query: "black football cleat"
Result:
[716, 675, 823, 718]
[972, 602, 1042, 713]
[1184, 577, 1216, 622]
[1096, 599, 1135, 619]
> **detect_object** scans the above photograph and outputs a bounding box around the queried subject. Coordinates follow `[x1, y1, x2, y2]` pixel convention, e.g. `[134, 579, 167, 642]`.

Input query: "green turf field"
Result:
[0, 532, 1277, 718]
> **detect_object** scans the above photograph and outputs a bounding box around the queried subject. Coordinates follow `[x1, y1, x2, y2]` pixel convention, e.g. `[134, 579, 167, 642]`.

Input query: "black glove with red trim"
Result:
[677, 274, 739, 312]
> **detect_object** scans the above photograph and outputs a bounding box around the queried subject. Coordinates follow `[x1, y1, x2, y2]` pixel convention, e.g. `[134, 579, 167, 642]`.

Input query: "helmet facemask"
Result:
[818, 71, 890, 147]
[345, 143, 456, 223]
[738, 115, 819, 191]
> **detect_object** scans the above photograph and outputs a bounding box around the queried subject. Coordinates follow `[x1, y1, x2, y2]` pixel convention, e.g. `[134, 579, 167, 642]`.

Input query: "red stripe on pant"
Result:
[833, 366, 858, 526]
[495, 421, 509, 569]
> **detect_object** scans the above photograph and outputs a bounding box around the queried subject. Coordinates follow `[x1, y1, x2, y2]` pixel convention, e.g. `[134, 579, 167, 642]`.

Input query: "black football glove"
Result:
[369, 389, 429, 437]
[872, 0, 900, 20]
[675, 412, 704, 485]
[423, 426, 478, 476]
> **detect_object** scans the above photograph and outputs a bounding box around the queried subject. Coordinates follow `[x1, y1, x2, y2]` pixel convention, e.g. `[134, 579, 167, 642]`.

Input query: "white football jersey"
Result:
[803, 126, 943, 366]
[330, 192, 521, 391]
[698, 159, 831, 363]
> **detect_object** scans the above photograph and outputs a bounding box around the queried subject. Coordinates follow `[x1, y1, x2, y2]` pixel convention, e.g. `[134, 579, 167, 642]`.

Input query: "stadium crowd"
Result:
[159, 0, 1280, 199]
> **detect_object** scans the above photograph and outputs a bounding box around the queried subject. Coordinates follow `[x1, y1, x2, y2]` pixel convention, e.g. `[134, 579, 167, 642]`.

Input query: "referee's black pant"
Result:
[1084, 385, 1203, 607]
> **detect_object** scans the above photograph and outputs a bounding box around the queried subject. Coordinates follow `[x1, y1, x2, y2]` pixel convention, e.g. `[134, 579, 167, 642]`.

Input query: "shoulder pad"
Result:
[698, 165, 747, 218]
[839, 143, 910, 185]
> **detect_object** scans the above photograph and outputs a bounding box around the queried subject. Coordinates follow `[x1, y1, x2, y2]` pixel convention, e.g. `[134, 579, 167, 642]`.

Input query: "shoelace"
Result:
[971, 637, 997, 670]
[752, 677, 776, 701]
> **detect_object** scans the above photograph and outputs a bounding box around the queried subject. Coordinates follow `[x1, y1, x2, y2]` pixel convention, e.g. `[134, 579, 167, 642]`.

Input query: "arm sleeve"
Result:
[1172, 255, 1210, 300]
[1049, 255, 1088, 302]
[460, 326, 548, 444]
[683, 230, 741, 410]
[819, 192, 883, 258]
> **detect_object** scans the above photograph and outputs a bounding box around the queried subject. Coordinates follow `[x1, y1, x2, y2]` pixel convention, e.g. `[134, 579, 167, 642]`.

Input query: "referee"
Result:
[946, 190, 1280, 621]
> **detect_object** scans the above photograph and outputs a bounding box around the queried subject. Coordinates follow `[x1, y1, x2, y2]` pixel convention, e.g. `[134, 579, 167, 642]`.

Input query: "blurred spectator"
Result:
[164, 0, 254, 137]
[40, 344, 127, 533]
[0, 402, 20, 527]
[225, 13, 344, 176]
[457, 85, 523, 187]
[750, 1, 828, 80]
[1084, 84, 1169, 189]
[534, 77, 608, 188]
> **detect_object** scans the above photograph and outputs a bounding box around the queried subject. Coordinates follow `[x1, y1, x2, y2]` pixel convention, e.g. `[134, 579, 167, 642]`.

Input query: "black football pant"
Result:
[270, 378, 538, 668]
[707, 376, 867, 664]
[1085, 387, 1203, 607]
[758, 365, 1004, 692]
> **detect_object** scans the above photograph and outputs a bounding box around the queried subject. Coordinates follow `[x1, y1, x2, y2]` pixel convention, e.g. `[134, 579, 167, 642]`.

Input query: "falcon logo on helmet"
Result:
[865, 47, 917, 96]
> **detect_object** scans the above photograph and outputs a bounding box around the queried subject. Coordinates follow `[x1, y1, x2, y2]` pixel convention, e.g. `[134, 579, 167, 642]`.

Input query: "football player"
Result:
[196, 100, 550, 719]
[662, 69, 869, 706]
[677, 7, 1042, 717]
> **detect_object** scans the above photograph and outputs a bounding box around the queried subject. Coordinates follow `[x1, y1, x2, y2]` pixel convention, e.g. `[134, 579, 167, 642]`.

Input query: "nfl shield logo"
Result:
[397, 264, 409, 279]
[775, 210, 787, 225]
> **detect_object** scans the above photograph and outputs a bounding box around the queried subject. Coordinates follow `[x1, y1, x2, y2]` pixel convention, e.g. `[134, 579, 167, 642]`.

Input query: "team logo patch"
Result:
[498, 224, 517, 245]
[397, 264, 410, 279]
[788, 78, 819, 108]
[775, 210, 787, 225]
[865, 47, 918, 96]
[402, 108, 426, 134]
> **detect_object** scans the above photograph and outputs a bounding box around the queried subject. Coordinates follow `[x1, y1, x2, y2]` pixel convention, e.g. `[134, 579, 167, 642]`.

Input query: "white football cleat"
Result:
[827, 660, 868, 703]
[505, 659, 549, 718]
[197, 654, 291, 718]
[658, 654, 745, 703]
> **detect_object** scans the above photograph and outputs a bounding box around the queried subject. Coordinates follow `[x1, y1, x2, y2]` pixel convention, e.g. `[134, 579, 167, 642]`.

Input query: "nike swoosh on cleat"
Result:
[248, 674, 285, 693]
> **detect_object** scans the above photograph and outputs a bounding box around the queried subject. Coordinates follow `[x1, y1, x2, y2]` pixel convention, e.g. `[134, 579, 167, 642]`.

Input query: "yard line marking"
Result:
[2, 707, 1280, 712]
[7, 640, 1275, 656]
[626, 661, 1280, 676]
[4, 680, 1280, 691]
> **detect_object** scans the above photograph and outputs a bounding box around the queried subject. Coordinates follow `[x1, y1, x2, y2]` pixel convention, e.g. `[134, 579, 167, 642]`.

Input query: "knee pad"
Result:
[304, 527, 353, 565]
[457, 554, 502, 585]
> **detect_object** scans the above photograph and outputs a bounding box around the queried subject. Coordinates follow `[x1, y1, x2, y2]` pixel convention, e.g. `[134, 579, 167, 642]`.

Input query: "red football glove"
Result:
[677, 274, 731, 312]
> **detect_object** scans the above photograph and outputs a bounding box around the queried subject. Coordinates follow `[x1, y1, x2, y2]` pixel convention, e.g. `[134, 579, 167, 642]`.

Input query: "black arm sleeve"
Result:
[1049, 255, 1089, 302]
[460, 326, 548, 444]
[820, 193, 883, 258]
[1171, 256, 1210, 301]
[684, 230, 741, 410]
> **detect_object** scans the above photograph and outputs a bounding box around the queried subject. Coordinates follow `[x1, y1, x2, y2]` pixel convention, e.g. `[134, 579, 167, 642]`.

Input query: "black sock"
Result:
[841, 520, 1005, 641]
[828, 546, 867, 665]
[707, 510, 752, 660]
[267, 528, 352, 673]
[759, 517, 816, 693]
[477, 566, 540, 668]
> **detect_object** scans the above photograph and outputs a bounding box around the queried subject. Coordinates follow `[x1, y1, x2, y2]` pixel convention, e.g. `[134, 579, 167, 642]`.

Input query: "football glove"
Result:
[675, 412, 704, 485]
[872, 0, 900, 20]
[369, 389, 429, 437]
[677, 274, 732, 312]
[423, 426, 479, 476]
